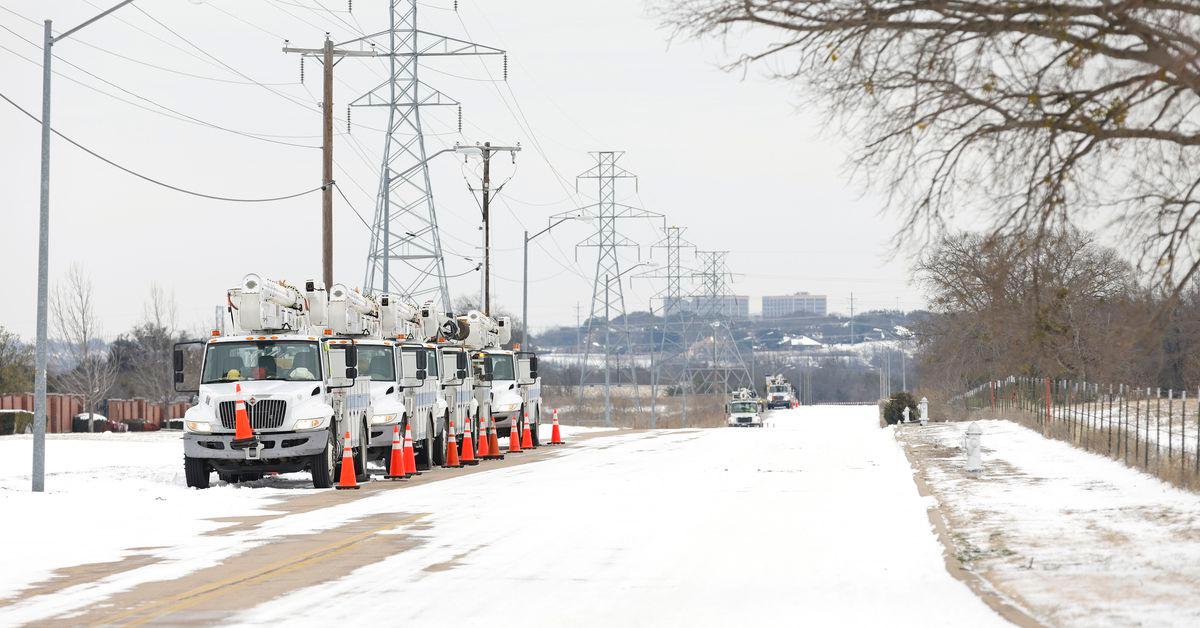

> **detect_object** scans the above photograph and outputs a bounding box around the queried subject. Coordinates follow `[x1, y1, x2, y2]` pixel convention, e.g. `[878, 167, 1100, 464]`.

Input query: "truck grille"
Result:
[218, 399, 287, 430]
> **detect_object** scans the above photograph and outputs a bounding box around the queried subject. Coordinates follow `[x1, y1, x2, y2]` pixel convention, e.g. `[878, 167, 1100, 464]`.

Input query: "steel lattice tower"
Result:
[639, 226, 695, 426]
[346, 0, 503, 307]
[553, 152, 662, 426]
[687, 250, 753, 396]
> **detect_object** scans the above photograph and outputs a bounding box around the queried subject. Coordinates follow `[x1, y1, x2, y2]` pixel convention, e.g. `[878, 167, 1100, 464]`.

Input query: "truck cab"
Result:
[766, 375, 796, 409]
[438, 344, 481, 446]
[726, 398, 764, 427]
[176, 275, 372, 489]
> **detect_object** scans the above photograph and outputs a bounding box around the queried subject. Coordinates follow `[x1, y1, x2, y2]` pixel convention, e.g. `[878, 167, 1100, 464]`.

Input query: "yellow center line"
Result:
[99, 513, 425, 627]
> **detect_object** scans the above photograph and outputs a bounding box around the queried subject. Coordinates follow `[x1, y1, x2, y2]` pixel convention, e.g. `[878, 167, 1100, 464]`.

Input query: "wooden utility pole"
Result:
[283, 34, 374, 289]
[461, 142, 520, 315]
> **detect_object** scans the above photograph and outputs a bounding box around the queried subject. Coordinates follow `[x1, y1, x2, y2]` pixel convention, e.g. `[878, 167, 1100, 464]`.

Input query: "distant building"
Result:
[762, 292, 828, 318]
[685, 295, 750, 319]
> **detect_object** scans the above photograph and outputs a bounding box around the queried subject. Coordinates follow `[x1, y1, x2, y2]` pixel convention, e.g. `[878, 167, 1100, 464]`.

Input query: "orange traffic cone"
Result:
[508, 413, 523, 453]
[335, 431, 359, 490]
[485, 413, 504, 460]
[445, 420, 463, 468]
[385, 424, 406, 480]
[460, 416, 479, 466]
[521, 413, 534, 449]
[230, 383, 258, 450]
[403, 424, 419, 476]
[477, 414, 492, 460]
[549, 408, 564, 445]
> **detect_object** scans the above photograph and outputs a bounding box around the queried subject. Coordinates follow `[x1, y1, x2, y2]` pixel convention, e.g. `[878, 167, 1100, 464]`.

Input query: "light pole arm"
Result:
[521, 216, 579, 347]
[55, 0, 136, 43]
[527, 215, 577, 243]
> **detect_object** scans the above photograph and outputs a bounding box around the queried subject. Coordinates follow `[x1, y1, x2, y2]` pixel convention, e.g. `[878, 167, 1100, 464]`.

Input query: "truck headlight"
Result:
[294, 418, 325, 431]
[371, 413, 398, 425]
[185, 421, 212, 433]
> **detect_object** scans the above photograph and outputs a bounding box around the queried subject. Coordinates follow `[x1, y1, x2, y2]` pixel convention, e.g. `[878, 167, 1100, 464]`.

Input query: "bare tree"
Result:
[657, 1, 1200, 297]
[125, 284, 183, 421]
[51, 264, 117, 430]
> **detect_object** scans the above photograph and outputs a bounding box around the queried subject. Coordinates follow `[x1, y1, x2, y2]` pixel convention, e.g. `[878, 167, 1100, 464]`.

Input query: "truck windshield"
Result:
[769, 386, 788, 393]
[730, 401, 758, 414]
[358, 345, 395, 381]
[201, 341, 320, 383]
[487, 354, 515, 380]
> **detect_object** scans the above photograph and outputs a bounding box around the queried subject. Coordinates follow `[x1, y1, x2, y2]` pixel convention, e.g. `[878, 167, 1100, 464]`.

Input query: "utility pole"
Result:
[33, 0, 136, 493]
[283, 34, 374, 290]
[459, 142, 520, 315]
[849, 292, 856, 344]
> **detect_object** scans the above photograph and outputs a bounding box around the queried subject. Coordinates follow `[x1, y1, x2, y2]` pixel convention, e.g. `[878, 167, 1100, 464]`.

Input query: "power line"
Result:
[1, 90, 323, 203]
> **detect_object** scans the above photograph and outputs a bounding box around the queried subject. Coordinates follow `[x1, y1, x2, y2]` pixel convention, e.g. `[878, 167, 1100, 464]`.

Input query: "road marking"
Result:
[99, 513, 425, 626]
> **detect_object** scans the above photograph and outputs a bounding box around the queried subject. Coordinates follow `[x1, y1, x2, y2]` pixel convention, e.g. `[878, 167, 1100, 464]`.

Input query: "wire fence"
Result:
[963, 376, 1200, 490]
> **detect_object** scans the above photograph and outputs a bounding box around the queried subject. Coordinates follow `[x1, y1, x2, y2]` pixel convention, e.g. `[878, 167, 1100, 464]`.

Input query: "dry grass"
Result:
[542, 386, 727, 429]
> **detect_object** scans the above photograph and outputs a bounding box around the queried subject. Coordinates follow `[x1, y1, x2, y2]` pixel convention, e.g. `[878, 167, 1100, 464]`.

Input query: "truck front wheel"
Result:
[184, 456, 211, 489]
[310, 429, 337, 489]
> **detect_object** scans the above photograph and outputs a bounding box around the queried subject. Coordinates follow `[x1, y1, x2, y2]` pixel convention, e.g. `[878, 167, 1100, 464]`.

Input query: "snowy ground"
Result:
[0, 406, 1003, 626]
[899, 419, 1200, 626]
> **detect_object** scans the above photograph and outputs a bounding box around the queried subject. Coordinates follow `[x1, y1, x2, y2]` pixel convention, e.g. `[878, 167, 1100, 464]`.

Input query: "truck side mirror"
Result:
[344, 344, 358, 369]
[479, 357, 494, 382]
[529, 356, 539, 379]
[172, 340, 204, 394]
[345, 366, 358, 380]
[456, 352, 468, 380]
[416, 350, 428, 370]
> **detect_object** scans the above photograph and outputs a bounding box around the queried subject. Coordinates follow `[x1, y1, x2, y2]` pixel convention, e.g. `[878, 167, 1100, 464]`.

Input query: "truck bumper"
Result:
[184, 430, 328, 461]
[368, 423, 403, 449]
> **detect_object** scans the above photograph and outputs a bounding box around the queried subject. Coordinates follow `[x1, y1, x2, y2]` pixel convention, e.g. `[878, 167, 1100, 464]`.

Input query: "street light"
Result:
[32, 0, 137, 493]
[521, 213, 585, 347]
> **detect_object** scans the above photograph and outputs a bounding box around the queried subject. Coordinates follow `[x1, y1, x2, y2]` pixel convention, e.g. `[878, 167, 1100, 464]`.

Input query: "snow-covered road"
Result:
[1, 407, 1005, 626]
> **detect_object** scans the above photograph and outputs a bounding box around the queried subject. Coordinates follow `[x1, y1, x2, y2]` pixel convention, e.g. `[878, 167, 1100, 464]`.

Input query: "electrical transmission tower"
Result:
[345, 0, 504, 308]
[687, 250, 753, 396]
[638, 226, 696, 427]
[553, 151, 662, 426]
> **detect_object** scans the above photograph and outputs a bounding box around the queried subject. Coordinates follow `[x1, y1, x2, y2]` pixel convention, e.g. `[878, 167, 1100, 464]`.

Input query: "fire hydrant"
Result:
[964, 422, 982, 474]
[918, 397, 929, 425]
[901, 406, 911, 423]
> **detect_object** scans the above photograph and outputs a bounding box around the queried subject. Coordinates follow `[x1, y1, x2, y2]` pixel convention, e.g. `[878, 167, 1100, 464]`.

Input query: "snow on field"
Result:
[231, 406, 1004, 627]
[899, 419, 1200, 626]
[0, 423, 600, 609]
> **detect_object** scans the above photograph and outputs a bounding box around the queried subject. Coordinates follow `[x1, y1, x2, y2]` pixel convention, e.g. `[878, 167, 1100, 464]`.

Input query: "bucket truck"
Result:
[173, 275, 373, 489]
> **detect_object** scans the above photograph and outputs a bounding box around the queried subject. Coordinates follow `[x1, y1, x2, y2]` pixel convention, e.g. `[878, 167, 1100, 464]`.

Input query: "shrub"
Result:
[883, 391, 918, 425]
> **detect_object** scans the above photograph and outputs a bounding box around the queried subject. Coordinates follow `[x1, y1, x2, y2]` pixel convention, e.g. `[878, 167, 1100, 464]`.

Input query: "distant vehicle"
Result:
[726, 398, 763, 427]
[765, 374, 796, 409]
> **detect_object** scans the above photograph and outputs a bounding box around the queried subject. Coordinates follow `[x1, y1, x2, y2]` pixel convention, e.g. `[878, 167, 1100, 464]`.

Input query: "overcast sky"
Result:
[0, 0, 920, 340]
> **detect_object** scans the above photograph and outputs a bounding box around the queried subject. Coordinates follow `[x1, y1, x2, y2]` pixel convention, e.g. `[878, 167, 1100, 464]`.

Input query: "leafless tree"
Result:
[915, 228, 1141, 387]
[51, 264, 117, 430]
[657, 1, 1200, 298]
[126, 284, 182, 419]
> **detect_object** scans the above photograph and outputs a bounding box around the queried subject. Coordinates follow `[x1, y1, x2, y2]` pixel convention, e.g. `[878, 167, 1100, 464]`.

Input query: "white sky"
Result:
[0, 0, 920, 340]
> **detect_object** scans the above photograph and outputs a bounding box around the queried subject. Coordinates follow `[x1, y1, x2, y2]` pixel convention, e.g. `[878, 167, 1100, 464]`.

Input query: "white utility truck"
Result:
[174, 275, 372, 489]
[765, 374, 796, 410]
[726, 388, 764, 427]
[350, 290, 448, 470]
[454, 311, 543, 446]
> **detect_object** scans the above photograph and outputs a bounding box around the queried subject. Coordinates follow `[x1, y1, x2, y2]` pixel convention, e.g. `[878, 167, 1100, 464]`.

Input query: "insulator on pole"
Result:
[348, 0, 353, 12]
[503, 54, 508, 81]
[300, 57, 305, 83]
[347, 105, 352, 133]
[457, 105, 462, 133]
[454, 0, 459, 11]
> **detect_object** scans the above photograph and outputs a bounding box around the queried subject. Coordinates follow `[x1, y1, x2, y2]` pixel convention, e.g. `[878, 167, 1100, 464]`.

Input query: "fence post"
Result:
[1044, 377, 1051, 436]
[1155, 388, 1162, 474]
[1168, 389, 1175, 465]
[1146, 388, 1153, 470]
[1134, 387, 1141, 468]
[1107, 384, 1114, 457]
[1181, 390, 1187, 482]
